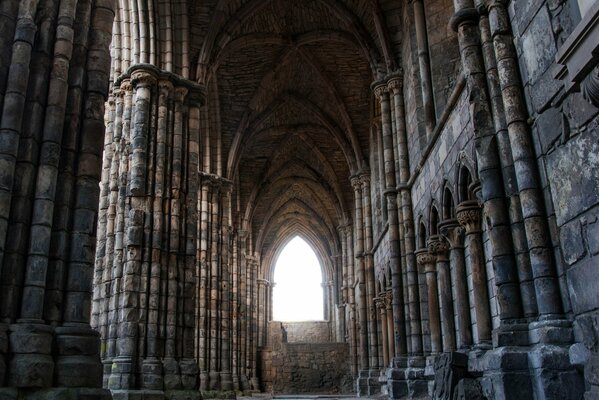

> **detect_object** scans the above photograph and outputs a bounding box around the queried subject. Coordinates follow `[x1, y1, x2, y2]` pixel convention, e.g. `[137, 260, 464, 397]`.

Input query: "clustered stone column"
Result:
[93, 65, 204, 391]
[0, 0, 113, 396]
[456, 201, 491, 346]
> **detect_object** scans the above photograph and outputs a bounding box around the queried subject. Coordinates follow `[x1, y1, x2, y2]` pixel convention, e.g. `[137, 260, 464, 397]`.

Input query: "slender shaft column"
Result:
[220, 185, 233, 390]
[393, 70, 422, 356]
[344, 226, 358, 375]
[421, 247, 442, 354]
[415, 249, 432, 354]
[411, 0, 436, 136]
[198, 180, 210, 389]
[375, 297, 389, 367]
[361, 175, 379, 371]
[450, 0, 523, 322]
[485, 0, 563, 318]
[374, 79, 407, 357]
[457, 201, 491, 344]
[351, 176, 369, 371]
[383, 291, 395, 360]
[429, 236, 456, 352]
[439, 220, 472, 349]
[475, 0, 537, 319]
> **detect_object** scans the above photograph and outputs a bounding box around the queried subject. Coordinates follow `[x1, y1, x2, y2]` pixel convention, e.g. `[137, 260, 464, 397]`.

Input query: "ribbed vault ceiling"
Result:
[190, 0, 395, 267]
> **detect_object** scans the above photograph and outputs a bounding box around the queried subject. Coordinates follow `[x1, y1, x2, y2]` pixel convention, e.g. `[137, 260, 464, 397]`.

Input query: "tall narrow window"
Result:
[272, 236, 324, 321]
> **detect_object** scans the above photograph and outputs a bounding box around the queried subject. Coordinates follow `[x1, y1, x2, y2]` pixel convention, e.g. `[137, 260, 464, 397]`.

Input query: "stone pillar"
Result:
[410, 0, 436, 136]
[220, 185, 233, 391]
[383, 292, 395, 360]
[0, 0, 114, 395]
[439, 220, 472, 349]
[457, 201, 491, 345]
[485, 0, 563, 319]
[450, 0, 523, 323]
[420, 247, 442, 355]
[374, 78, 407, 357]
[351, 176, 369, 371]
[429, 236, 456, 352]
[361, 174, 380, 375]
[375, 297, 389, 367]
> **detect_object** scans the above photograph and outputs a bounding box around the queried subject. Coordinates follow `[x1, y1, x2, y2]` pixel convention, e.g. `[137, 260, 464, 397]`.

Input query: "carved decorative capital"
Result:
[359, 173, 371, 188]
[427, 235, 449, 258]
[350, 176, 362, 192]
[174, 86, 189, 103]
[131, 69, 157, 88]
[374, 296, 386, 311]
[456, 200, 482, 233]
[158, 79, 174, 94]
[383, 291, 393, 308]
[372, 83, 389, 101]
[387, 76, 403, 94]
[438, 219, 465, 248]
[119, 79, 133, 93]
[583, 66, 599, 107]
[415, 249, 435, 267]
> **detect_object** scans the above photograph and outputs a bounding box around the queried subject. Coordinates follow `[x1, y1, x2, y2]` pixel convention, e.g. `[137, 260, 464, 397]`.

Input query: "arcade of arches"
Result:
[0, 0, 598, 399]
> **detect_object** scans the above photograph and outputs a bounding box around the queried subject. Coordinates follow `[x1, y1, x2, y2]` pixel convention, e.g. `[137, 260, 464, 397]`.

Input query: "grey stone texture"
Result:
[0, 0, 597, 399]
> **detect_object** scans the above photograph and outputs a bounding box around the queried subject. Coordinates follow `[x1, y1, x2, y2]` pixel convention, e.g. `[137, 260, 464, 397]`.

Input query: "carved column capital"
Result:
[456, 200, 482, 233]
[427, 235, 449, 261]
[374, 296, 386, 312]
[119, 79, 133, 93]
[415, 248, 436, 271]
[438, 219, 465, 248]
[131, 69, 157, 88]
[387, 76, 403, 95]
[382, 291, 393, 309]
[372, 82, 389, 101]
[174, 86, 189, 103]
[350, 176, 362, 192]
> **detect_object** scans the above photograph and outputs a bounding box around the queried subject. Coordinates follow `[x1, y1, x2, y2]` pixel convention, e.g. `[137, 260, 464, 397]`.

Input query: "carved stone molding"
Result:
[438, 219, 465, 248]
[456, 200, 482, 234]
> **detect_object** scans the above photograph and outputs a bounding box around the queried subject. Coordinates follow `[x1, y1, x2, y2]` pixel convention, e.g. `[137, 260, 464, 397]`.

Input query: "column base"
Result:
[162, 358, 182, 390]
[199, 372, 209, 391]
[0, 387, 111, 400]
[385, 356, 428, 399]
[356, 369, 380, 396]
[141, 358, 164, 390]
[208, 372, 220, 390]
[111, 389, 202, 400]
[8, 322, 54, 388]
[108, 357, 135, 390]
[54, 326, 103, 388]
[219, 372, 233, 391]
[0, 323, 8, 386]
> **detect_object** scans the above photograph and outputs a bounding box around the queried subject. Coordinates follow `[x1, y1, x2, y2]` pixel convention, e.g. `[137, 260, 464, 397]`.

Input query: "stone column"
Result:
[429, 236, 456, 352]
[410, 0, 436, 136]
[351, 176, 369, 371]
[450, 0, 523, 322]
[383, 291, 395, 360]
[344, 225, 358, 376]
[375, 297, 389, 367]
[220, 184, 233, 391]
[361, 174, 379, 374]
[475, 0, 537, 319]
[0, 0, 113, 394]
[485, 0, 563, 320]
[420, 247, 442, 355]
[457, 201, 491, 345]
[415, 249, 431, 355]
[374, 78, 407, 357]
[439, 220, 472, 349]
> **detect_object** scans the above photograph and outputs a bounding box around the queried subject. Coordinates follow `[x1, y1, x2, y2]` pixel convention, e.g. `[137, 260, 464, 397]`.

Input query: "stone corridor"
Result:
[0, 0, 598, 399]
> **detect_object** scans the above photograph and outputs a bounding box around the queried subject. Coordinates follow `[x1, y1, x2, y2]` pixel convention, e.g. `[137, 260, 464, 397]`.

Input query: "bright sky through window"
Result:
[272, 236, 324, 321]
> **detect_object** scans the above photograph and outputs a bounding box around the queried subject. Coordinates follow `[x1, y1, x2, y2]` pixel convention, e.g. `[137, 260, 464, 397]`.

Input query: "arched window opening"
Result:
[443, 187, 455, 220]
[430, 206, 439, 235]
[418, 220, 427, 249]
[272, 236, 324, 321]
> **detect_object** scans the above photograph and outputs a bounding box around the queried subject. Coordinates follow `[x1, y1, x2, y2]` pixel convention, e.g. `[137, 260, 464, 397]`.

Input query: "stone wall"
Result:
[260, 322, 352, 394]
[280, 321, 332, 343]
[509, 0, 599, 396]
